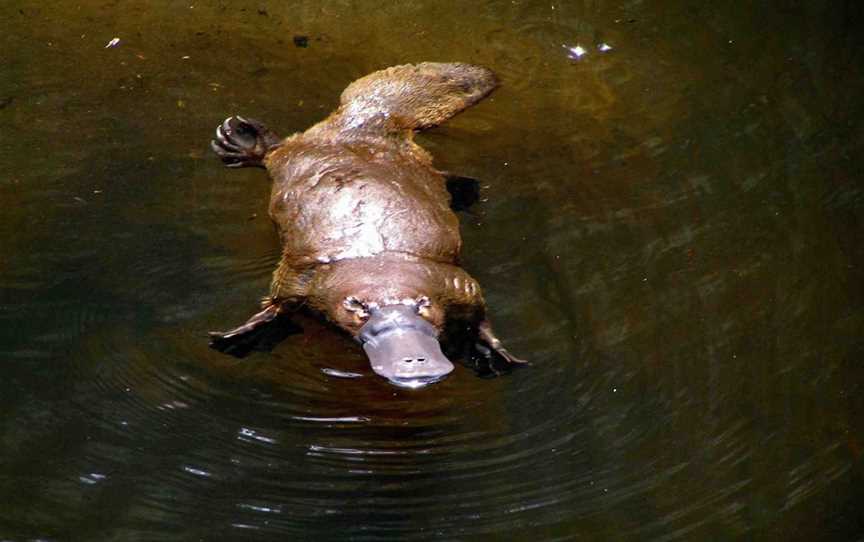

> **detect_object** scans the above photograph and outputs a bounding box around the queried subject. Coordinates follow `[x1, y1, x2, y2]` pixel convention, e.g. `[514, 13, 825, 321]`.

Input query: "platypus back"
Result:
[263, 62, 498, 269]
[308, 62, 498, 136]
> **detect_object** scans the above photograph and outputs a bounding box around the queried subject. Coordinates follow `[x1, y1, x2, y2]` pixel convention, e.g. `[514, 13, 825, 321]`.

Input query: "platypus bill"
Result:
[209, 62, 525, 388]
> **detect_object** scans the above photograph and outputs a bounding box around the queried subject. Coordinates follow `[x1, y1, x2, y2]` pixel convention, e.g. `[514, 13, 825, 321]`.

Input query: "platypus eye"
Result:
[343, 296, 370, 319]
[415, 296, 433, 318]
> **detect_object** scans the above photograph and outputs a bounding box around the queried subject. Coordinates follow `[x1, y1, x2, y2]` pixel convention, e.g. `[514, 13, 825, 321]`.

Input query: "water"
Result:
[2, 1, 863, 540]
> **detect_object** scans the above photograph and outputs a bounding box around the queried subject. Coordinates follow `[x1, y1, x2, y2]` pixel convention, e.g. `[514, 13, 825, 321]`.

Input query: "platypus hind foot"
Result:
[442, 172, 481, 211]
[211, 116, 281, 168]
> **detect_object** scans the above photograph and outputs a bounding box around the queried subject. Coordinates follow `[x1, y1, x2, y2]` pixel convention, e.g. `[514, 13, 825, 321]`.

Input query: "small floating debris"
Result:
[564, 44, 587, 59]
[564, 42, 614, 60]
[105, 37, 120, 49]
[293, 35, 309, 48]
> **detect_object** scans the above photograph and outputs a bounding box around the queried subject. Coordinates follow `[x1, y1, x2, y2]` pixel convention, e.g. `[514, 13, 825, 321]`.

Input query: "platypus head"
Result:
[354, 302, 454, 388]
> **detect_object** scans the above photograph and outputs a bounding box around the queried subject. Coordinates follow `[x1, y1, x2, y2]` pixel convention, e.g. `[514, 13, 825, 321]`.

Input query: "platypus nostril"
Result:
[400, 357, 428, 365]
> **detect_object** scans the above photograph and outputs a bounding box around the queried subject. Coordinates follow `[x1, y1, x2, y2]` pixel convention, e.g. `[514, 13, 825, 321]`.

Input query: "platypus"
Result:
[209, 62, 524, 388]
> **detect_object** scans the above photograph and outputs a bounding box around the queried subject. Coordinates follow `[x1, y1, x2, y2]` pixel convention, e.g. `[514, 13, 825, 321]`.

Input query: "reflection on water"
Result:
[2, 0, 863, 540]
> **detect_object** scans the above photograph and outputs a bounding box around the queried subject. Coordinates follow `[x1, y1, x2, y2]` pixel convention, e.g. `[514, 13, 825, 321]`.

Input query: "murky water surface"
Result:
[2, 1, 863, 540]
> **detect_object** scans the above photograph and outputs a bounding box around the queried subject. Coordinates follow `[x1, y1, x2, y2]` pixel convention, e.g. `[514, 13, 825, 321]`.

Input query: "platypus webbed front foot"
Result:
[209, 303, 301, 358]
[211, 116, 282, 168]
[474, 320, 528, 376]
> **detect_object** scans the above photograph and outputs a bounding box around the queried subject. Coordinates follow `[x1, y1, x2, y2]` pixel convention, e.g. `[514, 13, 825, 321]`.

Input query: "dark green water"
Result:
[2, 1, 863, 540]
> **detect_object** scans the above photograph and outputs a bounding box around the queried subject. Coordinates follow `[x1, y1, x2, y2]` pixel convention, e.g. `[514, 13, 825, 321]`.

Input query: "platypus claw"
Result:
[211, 116, 282, 168]
[472, 320, 528, 376]
[492, 346, 528, 365]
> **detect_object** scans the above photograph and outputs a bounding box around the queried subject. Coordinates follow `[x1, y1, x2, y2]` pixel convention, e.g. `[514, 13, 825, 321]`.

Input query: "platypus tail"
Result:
[334, 62, 498, 133]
